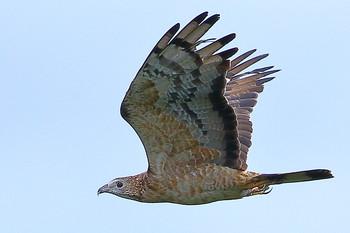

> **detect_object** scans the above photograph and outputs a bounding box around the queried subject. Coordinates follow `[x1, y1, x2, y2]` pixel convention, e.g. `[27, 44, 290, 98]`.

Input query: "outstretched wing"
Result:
[120, 12, 279, 173]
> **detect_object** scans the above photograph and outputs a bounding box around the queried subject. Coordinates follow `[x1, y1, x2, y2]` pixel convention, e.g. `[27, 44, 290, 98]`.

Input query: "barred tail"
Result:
[250, 169, 333, 188]
[244, 169, 333, 192]
[260, 169, 333, 185]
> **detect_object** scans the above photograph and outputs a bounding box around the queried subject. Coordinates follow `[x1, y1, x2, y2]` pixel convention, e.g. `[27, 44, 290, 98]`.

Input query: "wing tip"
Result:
[217, 48, 239, 60]
[202, 13, 220, 26]
[194, 12, 209, 24]
[256, 77, 275, 85]
[218, 33, 236, 46]
[153, 23, 180, 54]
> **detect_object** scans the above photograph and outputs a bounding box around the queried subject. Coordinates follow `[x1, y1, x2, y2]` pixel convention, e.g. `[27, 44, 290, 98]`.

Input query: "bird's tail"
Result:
[243, 169, 333, 195]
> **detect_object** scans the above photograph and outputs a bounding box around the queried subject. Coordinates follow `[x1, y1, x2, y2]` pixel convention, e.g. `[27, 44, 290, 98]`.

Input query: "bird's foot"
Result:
[249, 185, 272, 196]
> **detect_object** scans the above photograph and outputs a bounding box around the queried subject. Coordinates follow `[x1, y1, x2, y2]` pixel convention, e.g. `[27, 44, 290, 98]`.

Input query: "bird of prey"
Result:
[97, 12, 333, 205]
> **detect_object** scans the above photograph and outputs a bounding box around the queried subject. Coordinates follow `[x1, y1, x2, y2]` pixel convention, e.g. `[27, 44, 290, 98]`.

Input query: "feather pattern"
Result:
[121, 12, 278, 173]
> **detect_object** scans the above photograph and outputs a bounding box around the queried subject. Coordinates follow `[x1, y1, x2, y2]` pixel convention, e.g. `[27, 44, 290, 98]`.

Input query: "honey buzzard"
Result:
[98, 12, 333, 204]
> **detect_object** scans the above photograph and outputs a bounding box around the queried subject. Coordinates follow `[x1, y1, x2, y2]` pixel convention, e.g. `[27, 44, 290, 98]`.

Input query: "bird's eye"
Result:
[116, 181, 123, 188]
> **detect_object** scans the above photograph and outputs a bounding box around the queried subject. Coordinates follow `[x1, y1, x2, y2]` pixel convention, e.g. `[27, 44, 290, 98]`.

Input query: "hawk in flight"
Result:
[98, 12, 333, 204]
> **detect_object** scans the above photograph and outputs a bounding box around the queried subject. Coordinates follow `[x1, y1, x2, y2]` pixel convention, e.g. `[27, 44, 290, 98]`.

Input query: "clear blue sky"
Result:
[1, 1, 349, 232]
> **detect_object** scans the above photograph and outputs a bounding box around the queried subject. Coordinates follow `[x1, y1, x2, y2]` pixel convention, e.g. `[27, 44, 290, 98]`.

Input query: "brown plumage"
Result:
[97, 12, 333, 205]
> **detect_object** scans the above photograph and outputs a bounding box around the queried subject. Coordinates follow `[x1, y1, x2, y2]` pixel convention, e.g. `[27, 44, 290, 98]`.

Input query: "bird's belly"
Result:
[165, 184, 244, 205]
[143, 165, 256, 205]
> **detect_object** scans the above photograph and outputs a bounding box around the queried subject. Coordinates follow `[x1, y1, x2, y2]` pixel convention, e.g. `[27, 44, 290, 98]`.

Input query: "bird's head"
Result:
[97, 173, 146, 201]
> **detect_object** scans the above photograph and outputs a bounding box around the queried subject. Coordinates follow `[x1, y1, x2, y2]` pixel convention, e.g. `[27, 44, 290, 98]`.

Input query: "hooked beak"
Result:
[97, 184, 109, 195]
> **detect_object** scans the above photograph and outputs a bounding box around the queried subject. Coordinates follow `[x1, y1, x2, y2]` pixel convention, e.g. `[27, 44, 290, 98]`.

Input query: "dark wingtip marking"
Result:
[193, 12, 209, 24]
[217, 48, 239, 60]
[153, 23, 180, 54]
[202, 14, 220, 26]
[217, 33, 236, 46]
[170, 12, 209, 46]
[169, 23, 181, 35]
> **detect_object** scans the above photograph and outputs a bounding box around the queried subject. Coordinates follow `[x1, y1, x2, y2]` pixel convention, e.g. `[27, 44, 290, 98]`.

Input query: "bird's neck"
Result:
[126, 172, 148, 201]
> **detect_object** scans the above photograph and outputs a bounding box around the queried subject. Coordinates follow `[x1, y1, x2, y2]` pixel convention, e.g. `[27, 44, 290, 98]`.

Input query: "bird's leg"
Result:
[245, 185, 272, 196]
